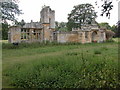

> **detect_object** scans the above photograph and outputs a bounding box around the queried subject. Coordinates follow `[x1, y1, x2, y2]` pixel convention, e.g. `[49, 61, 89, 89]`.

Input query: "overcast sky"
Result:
[17, 0, 119, 26]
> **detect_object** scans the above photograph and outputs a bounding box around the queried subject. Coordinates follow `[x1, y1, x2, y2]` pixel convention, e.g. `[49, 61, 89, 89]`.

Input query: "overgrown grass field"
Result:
[2, 42, 119, 88]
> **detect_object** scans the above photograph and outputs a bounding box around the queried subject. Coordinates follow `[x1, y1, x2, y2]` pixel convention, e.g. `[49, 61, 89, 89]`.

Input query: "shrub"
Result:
[101, 47, 108, 51]
[2, 41, 82, 49]
[66, 52, 79, 56]
[106, 39, 114, 42]
[94, 50, 101, 54]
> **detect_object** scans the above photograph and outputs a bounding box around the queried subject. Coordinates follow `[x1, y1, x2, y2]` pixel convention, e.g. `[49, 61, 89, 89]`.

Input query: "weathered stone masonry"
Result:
[8, 6, 106, 44]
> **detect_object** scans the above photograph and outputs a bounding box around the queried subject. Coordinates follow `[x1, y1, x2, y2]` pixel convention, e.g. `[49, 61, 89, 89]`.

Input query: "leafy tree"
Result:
[55, 21, 59, 30]
[0, 0, 22, 23]
[116, 20, 120, 37]
[67, 20, 75, 31]
[101, 1, 113, 18]
[95, 0, 114, 18]
[111, 25, 117, 31]
[55, 21, 68, 31]
[1, 0, 22, 40]
[15, 19, 25, 27]
[98, 22, 111, 30]
[59, 22, 66, 28]
[58, 22, 68, 31]
[2, 23, 9, 40]
[111, 25, 117, 37]
[67, 3, 97, 31]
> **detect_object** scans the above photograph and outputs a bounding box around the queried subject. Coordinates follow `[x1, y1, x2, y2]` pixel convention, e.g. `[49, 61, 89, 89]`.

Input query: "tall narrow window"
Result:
[49, 18, 51, 28]
[85, 32, 88, 39]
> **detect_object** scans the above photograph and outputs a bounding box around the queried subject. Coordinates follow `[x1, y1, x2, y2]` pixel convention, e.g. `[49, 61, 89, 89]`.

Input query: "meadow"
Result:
[2, 41, 119, 88]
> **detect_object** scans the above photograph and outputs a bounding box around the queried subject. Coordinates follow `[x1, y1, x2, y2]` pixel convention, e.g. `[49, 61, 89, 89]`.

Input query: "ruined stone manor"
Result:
[8, 6, 106, 44]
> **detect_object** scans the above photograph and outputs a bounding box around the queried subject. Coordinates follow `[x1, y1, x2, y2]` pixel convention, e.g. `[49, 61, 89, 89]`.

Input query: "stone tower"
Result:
[40, 6, 55, 41]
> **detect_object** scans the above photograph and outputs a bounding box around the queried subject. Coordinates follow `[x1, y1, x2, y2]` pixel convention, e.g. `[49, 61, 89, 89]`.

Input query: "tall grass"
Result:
[2, 42, 119, 88]
[2, 41, 83, 49]
[4, 53, 119, 88]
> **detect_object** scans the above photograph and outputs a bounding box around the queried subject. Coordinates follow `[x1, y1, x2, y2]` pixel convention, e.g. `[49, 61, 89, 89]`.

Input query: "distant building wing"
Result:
[23, 22, 43, 29]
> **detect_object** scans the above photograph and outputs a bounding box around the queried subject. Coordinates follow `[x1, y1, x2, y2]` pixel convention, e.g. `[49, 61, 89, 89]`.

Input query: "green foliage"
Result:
[15, 19, 25, 27]
[98, 22, 118, 38]
[55, 21, 68, 31]
[111, 25, 117, 32]
[98, 22, 111, 30]
[94, 50, 101, 54]
[100, 1, 113, 18]
[66, 20, 75, 31]
[59, 22, 66, 28]
[0, 1, 22, 22]
[55, 21, 59, 30]
[2, 23, 9, 40]
[117, 20, 120, 37]
[2, 41, 81, 49]
[95, 0, 114, 18]
[112, 38, 119, 43]
[101, 47, 108, 51]
[66, 52, 79, 56]
[67, 3, 97, 30]
[3, 42, 119, 88]
[111, 23, 120, 38]
[106, 39, 115, 42]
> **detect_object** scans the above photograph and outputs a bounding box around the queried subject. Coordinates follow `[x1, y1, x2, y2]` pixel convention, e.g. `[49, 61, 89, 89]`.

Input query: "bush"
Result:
[66, 52, 79, 56]
[106, 39, 114, 42]
[2, 42, 82, 49]
[94, 50, 101, 54]
[101, 47, 108, 51]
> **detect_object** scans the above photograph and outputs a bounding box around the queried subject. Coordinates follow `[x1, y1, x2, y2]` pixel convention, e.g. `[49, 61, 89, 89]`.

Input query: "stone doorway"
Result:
[92, 31, 98, 42]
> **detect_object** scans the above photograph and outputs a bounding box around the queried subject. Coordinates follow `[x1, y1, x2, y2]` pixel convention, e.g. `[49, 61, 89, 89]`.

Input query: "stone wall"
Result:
[57, 31, 80, 43]
[56, 30, 106, 44]
[8, 26, 21, 43]
[97, 31, 106, 42]
[8, 6, 106, 44]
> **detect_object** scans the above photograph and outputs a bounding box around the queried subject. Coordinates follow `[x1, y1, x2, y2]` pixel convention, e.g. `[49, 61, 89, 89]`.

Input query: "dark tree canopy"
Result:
[0, 0, 22, 23]
[67, 3, 97, 30]
[101, 0, 113, 18]
[116, 20, 120, 37]
[2, 23, 9, 40]
[95, 0, 114, 18]
[15, 19, 25, 27]
[1, 0, 22, 40]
